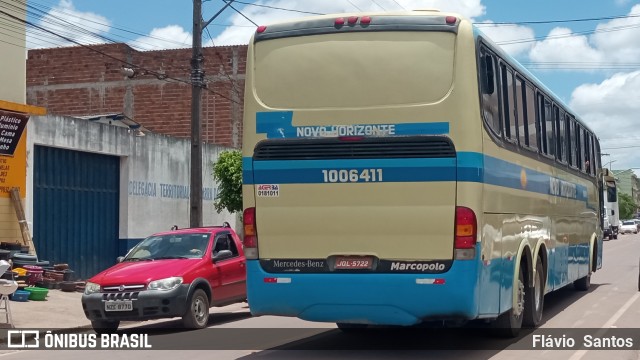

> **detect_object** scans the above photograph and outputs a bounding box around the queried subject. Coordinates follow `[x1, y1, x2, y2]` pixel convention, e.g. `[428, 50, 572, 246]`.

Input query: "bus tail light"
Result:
[454, 206, 477, 260]
[243, 207, 258, 259]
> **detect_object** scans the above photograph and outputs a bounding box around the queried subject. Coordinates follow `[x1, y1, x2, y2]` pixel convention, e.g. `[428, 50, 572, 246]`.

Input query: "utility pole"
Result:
[190, 0, 204, 227]
[190, 0, 235, 227]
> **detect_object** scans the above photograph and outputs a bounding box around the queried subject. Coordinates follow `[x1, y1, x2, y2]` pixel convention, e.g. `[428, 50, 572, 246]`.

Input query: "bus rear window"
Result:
[253, 31, 456, 109]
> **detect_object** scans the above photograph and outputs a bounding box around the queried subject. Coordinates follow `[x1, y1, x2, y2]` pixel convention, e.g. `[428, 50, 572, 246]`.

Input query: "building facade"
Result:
[612, 169, 640, 215]
[0, 2, 46, 245]
[26, 43, 247, 148]
[26, 115, 235, 278]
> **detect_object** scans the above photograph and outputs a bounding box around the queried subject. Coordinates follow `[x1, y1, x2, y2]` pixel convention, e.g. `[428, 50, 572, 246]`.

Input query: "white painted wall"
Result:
[0, 2, 26, 104]
[26, 115, 236, 241]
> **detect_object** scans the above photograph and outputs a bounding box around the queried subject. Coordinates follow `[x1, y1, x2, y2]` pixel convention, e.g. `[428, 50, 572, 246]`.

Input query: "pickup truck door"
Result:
[211, 232, 246, 302]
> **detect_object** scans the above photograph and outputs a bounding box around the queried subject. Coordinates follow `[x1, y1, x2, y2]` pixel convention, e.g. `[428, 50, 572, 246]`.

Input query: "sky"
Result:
[13, 0, 640, 172]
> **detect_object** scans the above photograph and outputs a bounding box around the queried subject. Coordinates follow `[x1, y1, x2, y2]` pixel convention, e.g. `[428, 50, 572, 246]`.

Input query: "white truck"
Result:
[603, 169, 619, 240]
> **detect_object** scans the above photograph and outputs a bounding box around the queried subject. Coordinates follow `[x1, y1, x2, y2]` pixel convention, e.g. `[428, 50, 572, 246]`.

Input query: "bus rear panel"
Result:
[243, 12, 485, 326]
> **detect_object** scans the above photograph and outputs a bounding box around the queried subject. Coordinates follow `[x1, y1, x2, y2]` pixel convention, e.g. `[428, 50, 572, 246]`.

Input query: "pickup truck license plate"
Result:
[105, 300, 133, 312]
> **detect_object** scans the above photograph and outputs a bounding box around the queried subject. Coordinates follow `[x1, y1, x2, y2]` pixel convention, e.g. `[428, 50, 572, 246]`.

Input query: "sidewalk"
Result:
[0, 289, 250, 332]
[0, 289, 89, 330]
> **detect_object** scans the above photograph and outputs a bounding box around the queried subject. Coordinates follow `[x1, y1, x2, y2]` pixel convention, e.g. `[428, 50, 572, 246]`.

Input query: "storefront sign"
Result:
[0, 110, 29, 156]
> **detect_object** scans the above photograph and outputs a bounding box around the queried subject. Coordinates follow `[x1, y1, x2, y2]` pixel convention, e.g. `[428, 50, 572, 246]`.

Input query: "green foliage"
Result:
[618, 192, 636, 220]
[212, 150, 242, 214]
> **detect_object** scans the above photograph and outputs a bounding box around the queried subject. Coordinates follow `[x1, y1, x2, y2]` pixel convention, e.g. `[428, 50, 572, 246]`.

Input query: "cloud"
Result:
[529, 27, 604, 70]
[211, 0, 486, 45]
[570, 71, 640, 169]
[24, 0, 488, 49]
[590, 4, 640, 63]
[130, 26, 192, 51]
[476, 22, 535, 57]
[27, 0, 111, 49]
[528, 5, 640, 72]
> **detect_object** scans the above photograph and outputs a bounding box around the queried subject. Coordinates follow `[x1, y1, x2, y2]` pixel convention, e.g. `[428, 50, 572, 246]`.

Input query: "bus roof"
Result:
[250, 10, 596, 137]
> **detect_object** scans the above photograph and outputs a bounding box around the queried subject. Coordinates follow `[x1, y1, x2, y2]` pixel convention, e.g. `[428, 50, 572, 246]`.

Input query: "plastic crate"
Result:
[10, 290, 30, 302]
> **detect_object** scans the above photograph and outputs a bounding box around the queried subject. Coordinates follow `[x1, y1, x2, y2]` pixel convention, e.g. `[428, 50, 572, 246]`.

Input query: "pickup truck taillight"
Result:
[243, 207, 258, 259]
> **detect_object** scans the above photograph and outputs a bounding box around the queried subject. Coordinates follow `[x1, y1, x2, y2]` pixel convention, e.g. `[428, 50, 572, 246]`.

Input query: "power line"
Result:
[222, 0, 258, 26]
[389, 0, 407, 10]
[475, 13, 640, 26]
[487, 20, 640, 47]
[346, 0, 364, 12]
[230, 1, 323, 16]
[370, 0, 388, 11]
[0, 8, 242, 105]
[602, 145, 640, 150]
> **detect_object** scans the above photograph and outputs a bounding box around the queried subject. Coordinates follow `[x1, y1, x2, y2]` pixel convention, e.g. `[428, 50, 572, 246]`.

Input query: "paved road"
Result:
[1, 234, 639, 360]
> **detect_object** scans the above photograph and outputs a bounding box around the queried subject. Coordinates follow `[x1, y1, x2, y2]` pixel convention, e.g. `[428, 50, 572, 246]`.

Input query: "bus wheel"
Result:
[523, 257, 544, 327]
[574, 247, 593, 291]
[336, 323, 369, 333]
[492, 265, 524, 337]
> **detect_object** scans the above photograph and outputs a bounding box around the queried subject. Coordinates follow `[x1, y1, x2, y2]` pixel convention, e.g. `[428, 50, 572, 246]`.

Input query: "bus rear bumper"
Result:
[246, 260, 479, 326]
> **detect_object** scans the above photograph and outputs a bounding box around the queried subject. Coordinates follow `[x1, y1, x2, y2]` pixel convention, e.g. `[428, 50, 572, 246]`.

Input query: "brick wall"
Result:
[26, 43, 246, 148]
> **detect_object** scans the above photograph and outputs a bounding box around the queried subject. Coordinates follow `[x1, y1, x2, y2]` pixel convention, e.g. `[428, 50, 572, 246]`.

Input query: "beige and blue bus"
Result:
[241, 10, 604, 336]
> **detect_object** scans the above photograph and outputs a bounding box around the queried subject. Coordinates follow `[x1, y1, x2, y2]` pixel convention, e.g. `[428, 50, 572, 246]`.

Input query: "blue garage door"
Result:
[34, 146, 119, 279]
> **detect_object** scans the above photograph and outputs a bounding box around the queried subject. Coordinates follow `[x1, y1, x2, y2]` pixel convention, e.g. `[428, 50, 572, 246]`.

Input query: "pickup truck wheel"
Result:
[91, 320, 119, 334]
[183, 289, 209, 329]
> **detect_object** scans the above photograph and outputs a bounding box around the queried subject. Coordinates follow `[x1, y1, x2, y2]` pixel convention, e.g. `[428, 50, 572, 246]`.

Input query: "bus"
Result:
[602, 169, 619, 239]
[241, 10, 604, 336]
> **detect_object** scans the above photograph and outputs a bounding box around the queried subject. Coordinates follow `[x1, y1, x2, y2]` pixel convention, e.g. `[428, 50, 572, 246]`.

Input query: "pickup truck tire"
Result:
[183, 288, 209, 329]
[91, 320, 120, 334]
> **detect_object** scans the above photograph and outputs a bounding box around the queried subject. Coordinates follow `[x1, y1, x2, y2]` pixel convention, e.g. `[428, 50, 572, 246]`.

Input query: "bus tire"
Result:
[574, 247, 593, 291]
[523, 257, 544, 327]
[491, 265, 524, 337]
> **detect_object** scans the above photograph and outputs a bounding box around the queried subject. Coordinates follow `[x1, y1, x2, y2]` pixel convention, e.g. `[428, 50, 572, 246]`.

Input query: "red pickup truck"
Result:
[81, 225, 246, 333]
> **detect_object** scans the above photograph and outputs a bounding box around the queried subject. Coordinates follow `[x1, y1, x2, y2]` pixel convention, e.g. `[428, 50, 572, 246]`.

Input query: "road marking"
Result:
[568, 292, 640, 360]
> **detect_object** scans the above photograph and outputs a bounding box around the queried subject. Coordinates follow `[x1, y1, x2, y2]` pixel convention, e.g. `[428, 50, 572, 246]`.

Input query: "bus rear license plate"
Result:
[335, 257, 373, 270]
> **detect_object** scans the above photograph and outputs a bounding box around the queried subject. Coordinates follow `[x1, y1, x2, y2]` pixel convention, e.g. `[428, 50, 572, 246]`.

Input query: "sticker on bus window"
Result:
[257, 184, 280, 197]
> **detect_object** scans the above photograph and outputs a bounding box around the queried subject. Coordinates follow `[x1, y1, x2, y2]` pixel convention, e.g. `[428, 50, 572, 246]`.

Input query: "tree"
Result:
[212, 150, 242, 214]
[618, 192, 636, 220]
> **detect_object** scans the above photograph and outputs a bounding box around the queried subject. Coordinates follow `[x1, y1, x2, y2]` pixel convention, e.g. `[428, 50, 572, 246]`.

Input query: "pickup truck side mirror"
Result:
[213, 250, 233, 263]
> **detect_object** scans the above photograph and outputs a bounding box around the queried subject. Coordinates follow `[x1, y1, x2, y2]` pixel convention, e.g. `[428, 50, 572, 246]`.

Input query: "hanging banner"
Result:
[0, 110, 29, 156]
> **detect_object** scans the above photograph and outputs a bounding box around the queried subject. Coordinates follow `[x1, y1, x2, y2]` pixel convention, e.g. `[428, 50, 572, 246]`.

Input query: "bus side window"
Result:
[501, 65, 516, 143]
[525, 84, 537, 151]
[539, 96, 555, 157]
[480, 50, 501, 135]
[481, 53, 495, 94]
